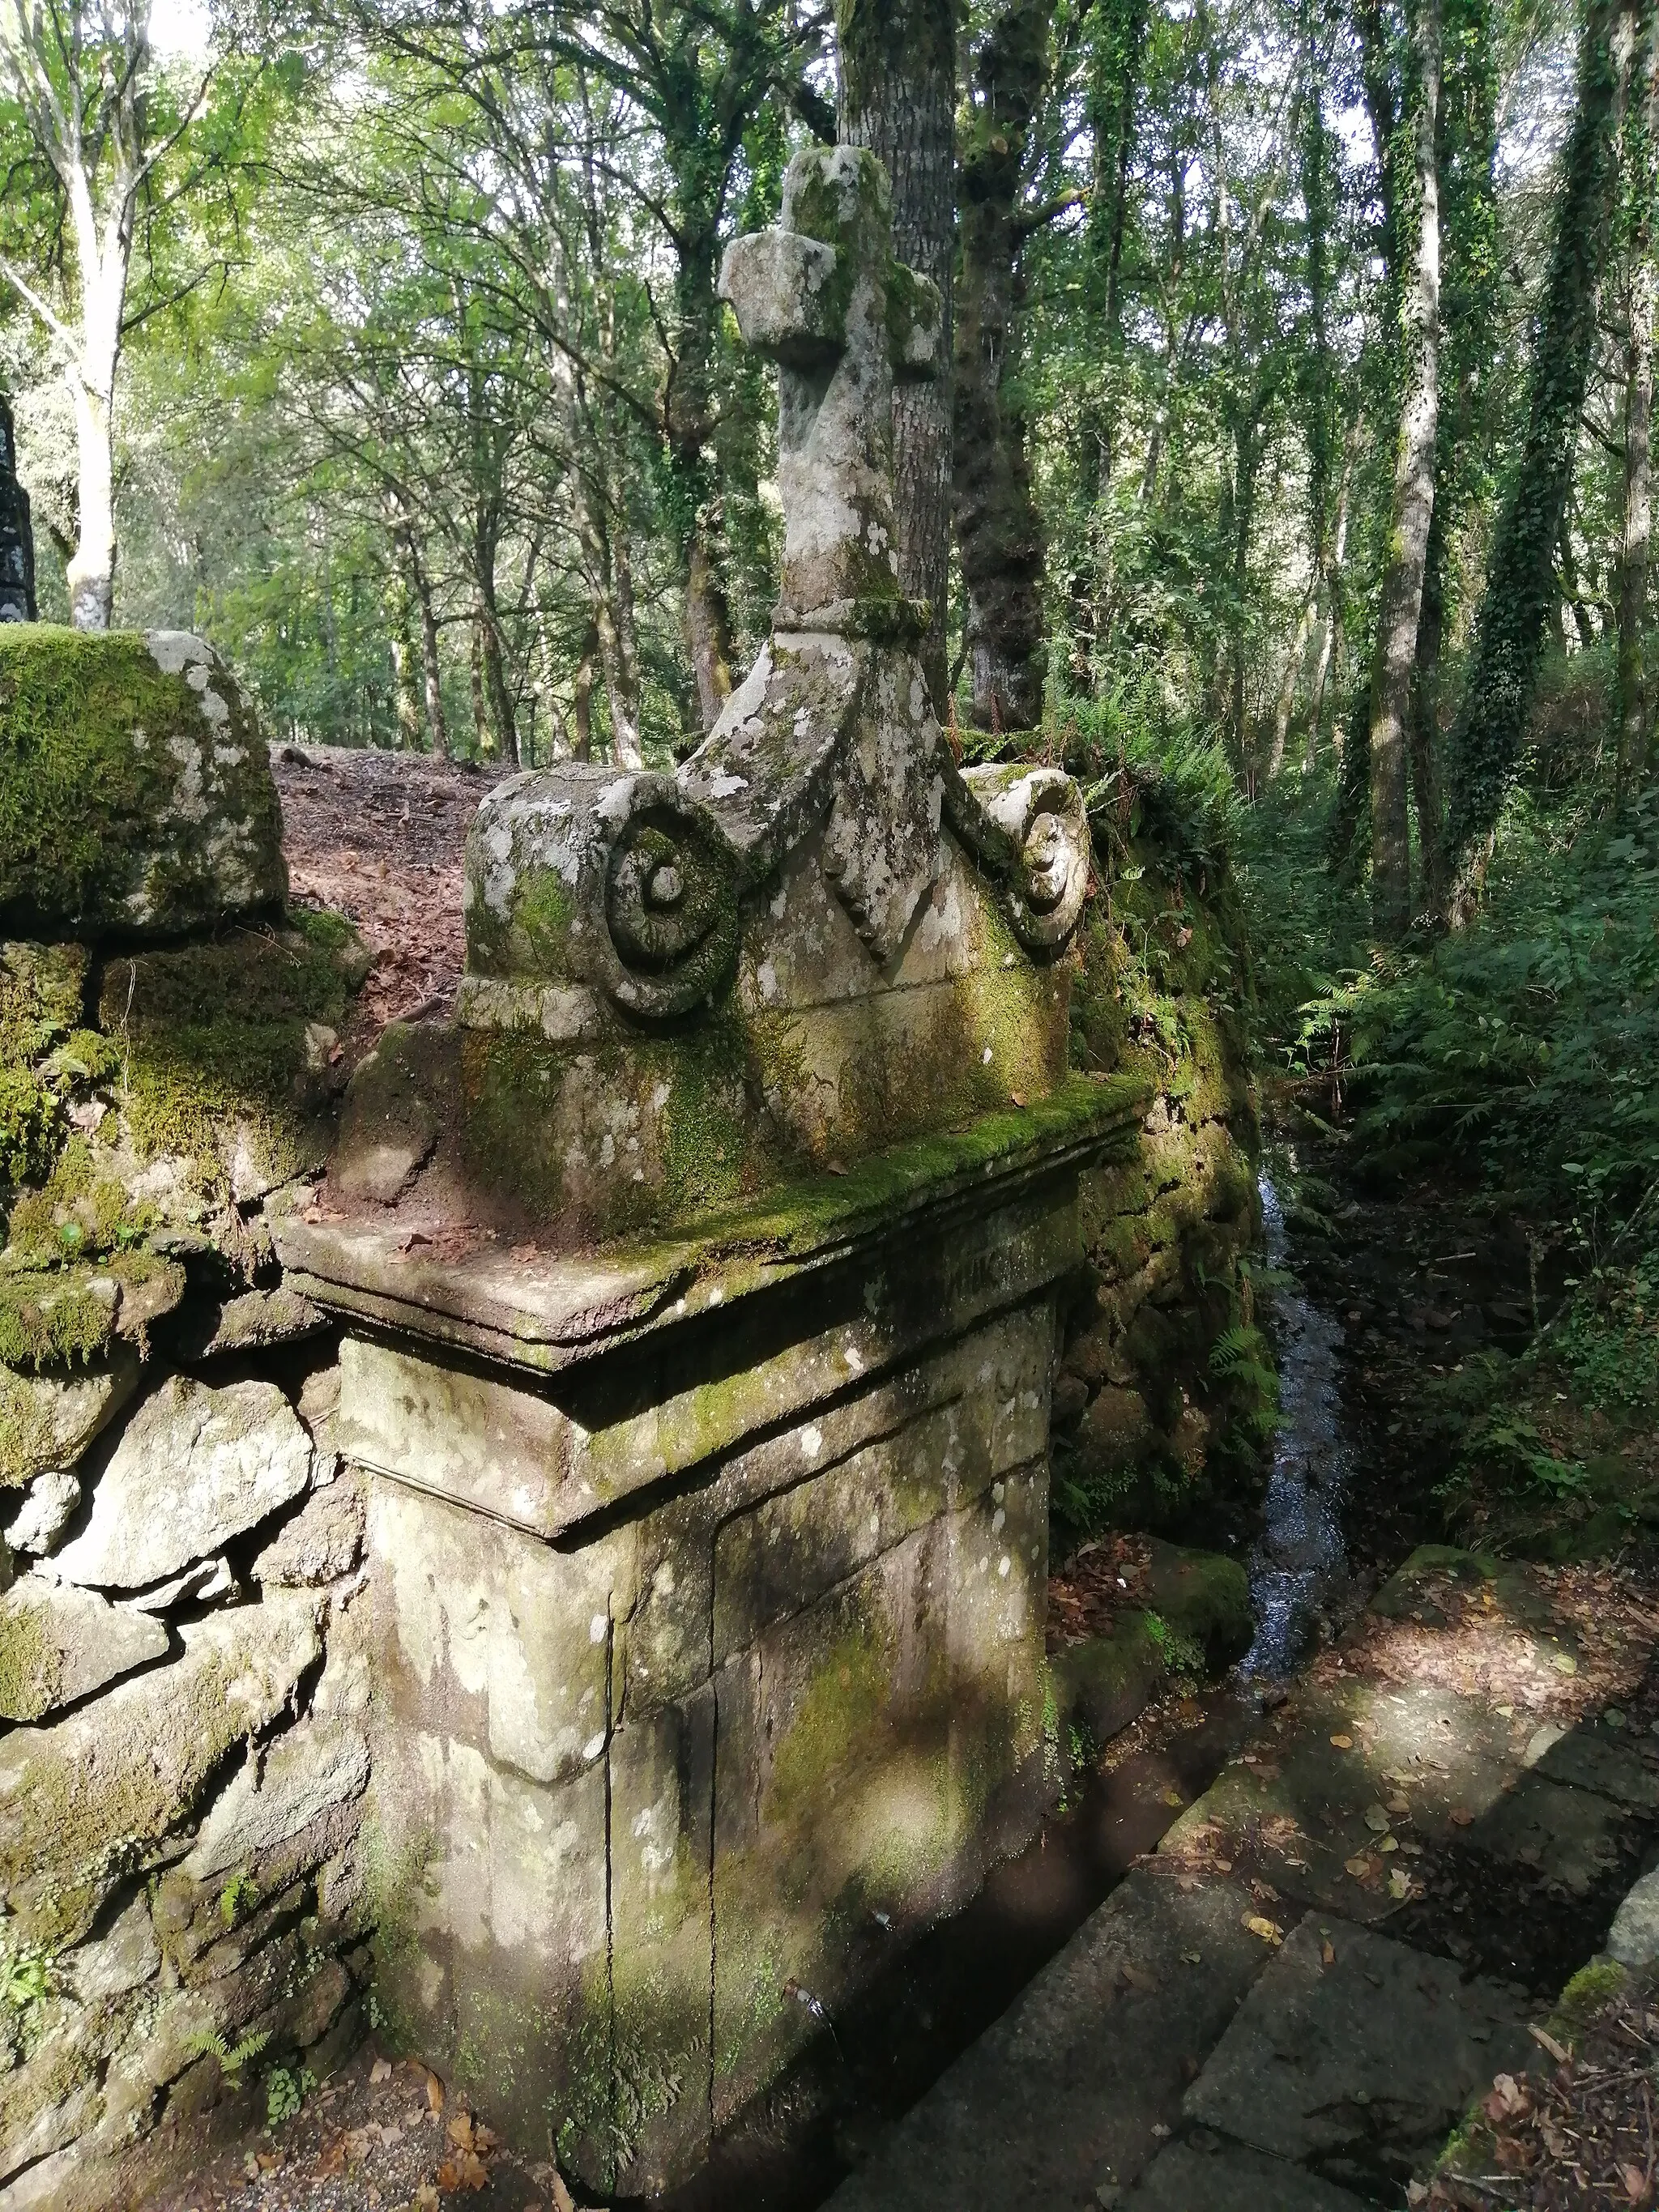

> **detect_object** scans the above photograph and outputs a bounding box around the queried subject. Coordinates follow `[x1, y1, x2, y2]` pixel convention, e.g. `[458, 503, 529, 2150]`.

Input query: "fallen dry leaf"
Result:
[1619, 2162, 1648, 2202]
[1330, 1733, 1353, 1750]
[1321, 1939, 1337, 1966]
[1449, 1807, 1474, 1827]
[425, 2069, 446, 2115]
[370, 2056, 393, 2085]
[437, 2148, 489, 2193]
[1482, 2073, 1531, 2124]
[1243, 1913, 1284, 1945]
[1529, 2022, 1572, 2065]
[1344, 1854, 1374, 1879]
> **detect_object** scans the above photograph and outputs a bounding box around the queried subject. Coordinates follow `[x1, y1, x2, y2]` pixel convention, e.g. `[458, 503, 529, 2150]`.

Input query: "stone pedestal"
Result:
[275, 143, 1141, 2197]
[281, 1086, 1140, 2193]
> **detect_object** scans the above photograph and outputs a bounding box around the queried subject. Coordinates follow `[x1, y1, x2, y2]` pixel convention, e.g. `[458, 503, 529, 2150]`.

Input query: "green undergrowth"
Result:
[1239, 719, 1659, 1562]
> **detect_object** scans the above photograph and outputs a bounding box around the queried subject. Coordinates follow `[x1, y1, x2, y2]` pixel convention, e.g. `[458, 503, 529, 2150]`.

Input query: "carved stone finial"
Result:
[460, 145, 1089, 1043]
[719, 146, 940, 641]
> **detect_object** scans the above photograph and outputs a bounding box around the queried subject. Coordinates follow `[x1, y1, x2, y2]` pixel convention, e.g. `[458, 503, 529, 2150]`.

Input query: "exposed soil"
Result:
[154, 2049, 579, 2212]
[271, 743, 512, 1034]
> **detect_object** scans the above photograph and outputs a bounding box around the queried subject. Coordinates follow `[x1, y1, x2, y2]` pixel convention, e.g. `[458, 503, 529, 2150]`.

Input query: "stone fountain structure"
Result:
[276, 147, 1145, 2196]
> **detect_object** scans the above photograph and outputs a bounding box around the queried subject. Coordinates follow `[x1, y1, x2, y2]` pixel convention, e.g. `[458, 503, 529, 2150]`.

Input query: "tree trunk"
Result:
[1269, 591, 1319, 778]
[953, 0, 1054, 732]
[412, 562, 448, 759]
[1618, 6, 1659, 799]
[66, 347, 117, 631]
[476, 588, 518, 765]
[574, 620, 597, 762]
[1307, 428, 1356, 771]
[838, 0, 957, 711]
[1367, 0, 1443, 938]
[1445, 0, 1638, 906]
[1410, 501, 1449, 913]
[470, 616, 487, 754]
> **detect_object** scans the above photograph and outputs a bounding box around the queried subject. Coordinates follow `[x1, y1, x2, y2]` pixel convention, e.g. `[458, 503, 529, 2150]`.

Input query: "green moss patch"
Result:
[100, 925, 364, 1192]
[0, 626, 284, 936]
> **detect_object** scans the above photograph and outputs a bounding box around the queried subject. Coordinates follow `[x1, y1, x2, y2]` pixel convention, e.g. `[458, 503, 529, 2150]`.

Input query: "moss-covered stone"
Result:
[1145, 1540, 1253, 1669]
[0, 628, 286, 939]
[98, 920, 365, 1199]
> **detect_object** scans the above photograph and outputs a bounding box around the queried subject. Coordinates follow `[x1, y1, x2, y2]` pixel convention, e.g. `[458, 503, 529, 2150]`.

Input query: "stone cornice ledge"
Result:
[275, 1072, 1149, 1377]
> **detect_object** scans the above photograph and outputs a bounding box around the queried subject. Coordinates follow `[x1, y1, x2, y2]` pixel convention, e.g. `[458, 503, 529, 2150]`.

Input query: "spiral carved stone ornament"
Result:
[945, 765, 1092, 955]
[589, 777, 743, 1019]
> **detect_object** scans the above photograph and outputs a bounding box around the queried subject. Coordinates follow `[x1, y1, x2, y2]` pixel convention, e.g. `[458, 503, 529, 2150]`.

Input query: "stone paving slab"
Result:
[1526, 1718, 1659, 1810]
[825, 1869, 1274, 2212]
[1123, 2136, 1374, 2210]
[1183, 1916, 1534, 2197]
[1160, 1681, 1521, 1923]
[1478, 1769, 1632, 1894]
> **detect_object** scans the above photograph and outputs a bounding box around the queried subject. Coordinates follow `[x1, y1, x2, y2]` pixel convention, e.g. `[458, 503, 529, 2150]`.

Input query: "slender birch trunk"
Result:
[1367, 0, 1443, 937]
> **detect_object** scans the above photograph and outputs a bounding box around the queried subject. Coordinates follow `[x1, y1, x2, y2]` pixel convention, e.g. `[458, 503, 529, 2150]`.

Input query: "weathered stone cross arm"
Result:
[718, 216, 942, 383]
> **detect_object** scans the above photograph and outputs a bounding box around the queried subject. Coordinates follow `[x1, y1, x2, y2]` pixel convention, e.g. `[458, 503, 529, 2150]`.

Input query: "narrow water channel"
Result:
[656, 1174, 1354, 2211]
[1241, 1172, 1355, 1678]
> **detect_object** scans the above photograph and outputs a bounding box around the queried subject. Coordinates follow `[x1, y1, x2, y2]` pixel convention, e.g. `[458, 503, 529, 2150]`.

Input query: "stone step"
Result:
[825, 1868, 1274, 2210]
[829, 1553, 1659, 2211]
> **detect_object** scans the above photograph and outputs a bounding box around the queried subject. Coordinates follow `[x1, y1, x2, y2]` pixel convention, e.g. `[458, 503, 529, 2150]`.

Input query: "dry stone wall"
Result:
[0, 629, 373, 2212]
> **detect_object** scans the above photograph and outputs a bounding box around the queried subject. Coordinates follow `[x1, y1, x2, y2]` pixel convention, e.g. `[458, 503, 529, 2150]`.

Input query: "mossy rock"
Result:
[1145, 1539, 1253, 1669]
[98, 918, 366, 1199]
[1050, 1616, 1166, 1750]
[0, 627, 285, 939]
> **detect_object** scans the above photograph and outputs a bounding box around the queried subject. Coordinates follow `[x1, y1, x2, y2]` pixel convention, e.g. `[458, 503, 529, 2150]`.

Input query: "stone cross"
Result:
[0, 397, 36, 624]
[719, 146, 940, 637]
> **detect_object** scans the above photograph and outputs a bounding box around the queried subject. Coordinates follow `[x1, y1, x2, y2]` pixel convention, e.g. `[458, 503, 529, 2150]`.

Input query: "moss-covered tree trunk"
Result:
[0, 395, 35, 624]
[837, 0, 957, 711]
[953, 0, 1055, 731]
[1367, 0, 1443, 938]
[1444, 0, 1640, 909]
[1409, 0, 1498, 912]
[1617, 6, 1659, 799]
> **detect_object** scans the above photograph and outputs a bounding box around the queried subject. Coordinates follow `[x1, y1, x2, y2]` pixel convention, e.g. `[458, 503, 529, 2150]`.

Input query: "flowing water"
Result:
[1239, 1172, 1355, 1678]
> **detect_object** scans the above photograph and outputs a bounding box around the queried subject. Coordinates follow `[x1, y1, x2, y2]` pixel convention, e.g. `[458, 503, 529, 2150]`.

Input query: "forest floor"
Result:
[272, 742, 514, 1034]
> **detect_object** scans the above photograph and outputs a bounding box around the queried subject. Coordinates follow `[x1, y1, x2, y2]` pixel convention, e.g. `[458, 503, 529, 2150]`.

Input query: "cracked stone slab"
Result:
[1125, 2137, 1374, 2210]
[1476, 1770, 1632, 1894]
[825, 1869, 1275, 2211]
[1183, 1916, 1533, 2197]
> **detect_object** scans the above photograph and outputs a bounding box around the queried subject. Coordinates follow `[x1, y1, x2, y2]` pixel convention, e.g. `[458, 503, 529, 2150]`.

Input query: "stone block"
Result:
[609, 1690, 717, 2194]
[186, 1720, 369, 1882]
[1127, 2140, 1372, 2211]
[253, 1473, 365, 1588]
[825, 1869, 1273, 2212]
[0, 629, 287, 940]
[365, 1478, 627, 1788]
[712, 1520, 957, 2123]
[0, 1349, 138, 1492]
[53, 1375, 313, 1591]
[0, 1592, 321, 1946]
[365, 1730, 612, 2186]
[1183, 1917, 1533, 2195]
[0, 1576, 168, 1720]
[2, 1468, 81, 1555]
